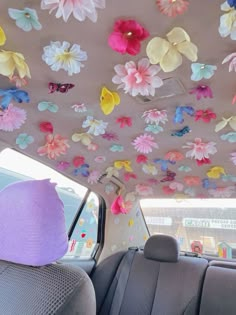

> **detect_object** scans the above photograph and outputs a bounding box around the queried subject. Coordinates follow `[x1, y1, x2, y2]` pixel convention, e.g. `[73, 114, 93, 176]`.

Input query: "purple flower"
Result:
[189, 85, 213, 100]
[102, 131, 119, 141]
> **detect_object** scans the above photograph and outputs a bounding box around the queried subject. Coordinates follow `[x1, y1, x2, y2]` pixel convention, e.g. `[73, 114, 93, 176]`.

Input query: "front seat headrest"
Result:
[144, 235, 179, 262]
[0, 179, 68, 266]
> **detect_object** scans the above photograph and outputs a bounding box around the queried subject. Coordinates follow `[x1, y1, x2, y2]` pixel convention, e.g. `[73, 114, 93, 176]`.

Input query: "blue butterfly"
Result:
[0, 88, 30, 109]
[153, 159, 176, 171]
[202, 178, 216, 189]
[73, 164, 90, 177]
[173, 106, 195, 124]
[171, 126, 191, 137]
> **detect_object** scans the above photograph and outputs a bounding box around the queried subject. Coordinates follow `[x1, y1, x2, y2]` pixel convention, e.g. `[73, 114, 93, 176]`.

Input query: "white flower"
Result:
[142, 163, 158, 175]
[82, 116, 108, 135]
[219, 1, 236, 40]
[42, 41, 87, 76]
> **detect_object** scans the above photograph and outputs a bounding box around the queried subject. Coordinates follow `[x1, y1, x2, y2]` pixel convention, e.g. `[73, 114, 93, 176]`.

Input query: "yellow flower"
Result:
[207, 166, 226, 179]
[146, 27, 198, 72]
[0, 27, 6, 46]
[100, 86, 120, 115]
[0, 50, 31, 79]
[114, 160, 133, 172]
[71, 132, 93, 146]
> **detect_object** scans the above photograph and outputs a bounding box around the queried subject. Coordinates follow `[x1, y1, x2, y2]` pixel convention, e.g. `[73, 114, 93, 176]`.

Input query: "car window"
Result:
[141, 198, 236, 260]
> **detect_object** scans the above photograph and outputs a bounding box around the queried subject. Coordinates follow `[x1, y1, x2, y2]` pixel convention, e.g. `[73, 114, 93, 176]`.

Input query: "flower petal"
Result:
[146, 37, 170, 65]
[177, 41, 198, 61]
[166, 27, 191, 44]
[160, 47, 182, 72]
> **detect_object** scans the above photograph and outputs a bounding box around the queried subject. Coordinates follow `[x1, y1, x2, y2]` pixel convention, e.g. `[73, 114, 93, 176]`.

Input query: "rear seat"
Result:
[92, 235, 208, 315]
[199, 261, 236, 315]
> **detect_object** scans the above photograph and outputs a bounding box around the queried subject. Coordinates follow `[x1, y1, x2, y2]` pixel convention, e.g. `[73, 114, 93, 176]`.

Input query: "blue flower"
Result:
[0, 88, 30, 109]
[145, 124, 163, 134]
[153, 158, 175, 171]
[73, 164, 90, 177]
[38, 101, 59, 113]
[173, 106, 195, 124]
[110, 144, 124, 152]
[191, 63, 217, 81]
[8, 8, 42, 32]
[221, 132, 236, 143]
[16, 133, 34, 149]
[227, 0, 236, 8]
[202, 178, 216, 189]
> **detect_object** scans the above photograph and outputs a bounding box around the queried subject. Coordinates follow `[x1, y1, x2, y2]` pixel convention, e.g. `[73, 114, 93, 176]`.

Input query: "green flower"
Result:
[8, 8, 42, 32]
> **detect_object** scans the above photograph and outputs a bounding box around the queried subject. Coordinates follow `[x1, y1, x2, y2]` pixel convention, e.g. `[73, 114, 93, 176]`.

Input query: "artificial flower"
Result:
[202, 178, 217, 189]
[191, 63, 217, 81]
[116, 116, 132, 128]
[184, 188, 196, 197]
[195, 109, 217, 123]
[132, 133, 158, 154]
[71, 103, 87, 112]
[102, 131, 119, 141]
[135, 184, 153, 196]
[232, 94, 236, 104]
[15, 133, 34, 149]
[0, 27, 6, 46]
[215, 116, 236, 132]
[184, 176, 201, 186]
[124, 173, 137, 181]
[100, 87, 120, 115]
[207, 166, 226, 179]
[183, 138, 217, 160]
[156, 0, 189, 17]
[94, 155, 106, 163]
[82, 116, 108, 136]
[110, 144, 124, 152]
[230, 152, 236, 164]
[41, 0, 105, 23]
[9, 75, 28, 88]
[178, 165, 192, 172]
[142, 163, 158, 175]
[165, 151, 184, 161]
[219, 2, 236, 40]
[136, 154, 148, 164]
[146, 27, 198, 72]
[108, 19, 149, 55]
[173, 106, 195, 124]
[38, 101, 58, 113]
[87, 143, 98, 151]
[37, 134, 70, 160]
[87, 170, 100, 184]
[114, 160, 133, 172]
[42, 41, 87, 76]
[162, 186, 175, 195]
[56, 161, 70, 171]
[160, 170, 176, 182]
[208, 186, 235, 198]
[48, 82, 75, 94]
[0, 88, 29, 110]
[74, 164, 90, 177]
[111, 195, 129, 215]
[0, 50, 31, 79]
[0, 104, 26, 131]
[71, 132, 93, 145]
[221, 132, 236, 142]
[189, 85, 213, 100]
[153, 158, 176, 171]
[8, 8, 42, 32]
[169, 181, 184, 192]
[112, 58, 163, 97]
[145, 124, 163, 134]
[227, 0, 236, 8]
[73, 156, 85, 167]
[171, 126, 191, 137]
[222, 174, 236, 182]
[142, 109, 168, 125]
[105, 166, 119, 178]
[147, 178, 159, 185]
[222, 52, 236, 71]
[196, 157, 211, 166]
[39, 121, 54, 133]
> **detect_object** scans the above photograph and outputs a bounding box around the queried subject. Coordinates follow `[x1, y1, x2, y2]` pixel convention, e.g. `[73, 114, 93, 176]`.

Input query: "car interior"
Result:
[1, 0, 236, 314]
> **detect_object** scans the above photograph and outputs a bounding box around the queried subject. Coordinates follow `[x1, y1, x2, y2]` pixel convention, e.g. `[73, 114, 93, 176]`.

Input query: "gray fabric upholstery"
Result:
[200, 262, 236, 315]
[144, 234, 179, 262]
[0, 260, 96, 315]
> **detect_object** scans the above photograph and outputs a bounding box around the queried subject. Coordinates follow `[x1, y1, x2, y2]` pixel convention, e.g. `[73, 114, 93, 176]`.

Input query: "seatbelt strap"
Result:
[109, 247, 138, 315]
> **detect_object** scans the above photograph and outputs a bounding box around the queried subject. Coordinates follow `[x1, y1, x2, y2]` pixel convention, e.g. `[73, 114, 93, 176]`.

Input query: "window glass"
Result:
[141, 198, 236, 259]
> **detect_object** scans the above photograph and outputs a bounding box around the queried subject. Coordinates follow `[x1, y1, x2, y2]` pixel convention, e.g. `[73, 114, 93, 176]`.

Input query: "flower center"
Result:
[24, 13, 31, 18]
[57, 51, 73, 62]
[200, 65, 205, 69]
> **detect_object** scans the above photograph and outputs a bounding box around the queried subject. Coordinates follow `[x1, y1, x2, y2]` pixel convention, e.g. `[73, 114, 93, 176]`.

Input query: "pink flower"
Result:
[183, 138, 217, 160]
[102, 132, 119, 141]
[41, 0, 105, 22]
[222, 53, 236, 72]
[108, 19, 149, 55]
[112, 58, 163, 97]
[9, 75, 28, 88]
[116, 116, 132, 128]
[142, 109, 168, 125]
[56, 161, 70, 171]
[169, 181, 184, 192]
[111, 195, 129, 215]
[147, 178, 159, 185]
[132, 134, 158, 154]
[94, 155, 106, 163]
[230, 152, 236, 165]
[87, 143, 98, 151]
[208, 186, 235, 198]
[135, 184, 153, 196]
[189, 85, 213, 100]
[195, 109, 216, 123]
[232, 95, 236, 105]
[156, 0, 189, 17]
[87, 170, 100, 184]
[184, 176, 201, 186]
[37, 134, 70, 160]
[164, 151, 184, 162]
[0, 104, 26, 132]
[136, 154, 148, 164]
[196, 158, 211, 166]
[162, 186, 175, 195]
[124, 172, 137, 181]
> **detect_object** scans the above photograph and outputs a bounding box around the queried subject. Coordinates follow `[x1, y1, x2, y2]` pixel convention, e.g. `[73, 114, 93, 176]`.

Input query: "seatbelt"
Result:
[109, 247, 138, 315]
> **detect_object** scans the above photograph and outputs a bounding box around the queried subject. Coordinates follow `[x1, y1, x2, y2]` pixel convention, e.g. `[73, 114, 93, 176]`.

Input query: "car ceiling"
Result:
[0, 0, 236, 204]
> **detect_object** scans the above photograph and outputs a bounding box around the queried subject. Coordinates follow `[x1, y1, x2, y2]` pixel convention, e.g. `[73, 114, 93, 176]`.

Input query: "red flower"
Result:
[196, 158, 211, 166]
[73, 156, 85, 167]
[136, 154, 148, 164]
[116, 116, 132, 128]
[124, 172, 137, 181]
[39, 121, 53, 133]
[195, 109, 216, 123]
[189, 85, 213, 100]
[108, 19, 149, 56]
[162, 186, 175, 195]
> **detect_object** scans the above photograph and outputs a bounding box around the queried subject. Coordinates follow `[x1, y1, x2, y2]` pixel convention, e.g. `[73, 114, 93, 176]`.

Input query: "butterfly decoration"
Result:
[171, 126, 191, 137]
[153, 158, 176, 171]
[48, 82, 75, 94]
[15, 133, 34, 149]
[0, 88, 30, 109]
[173, 106, 195, 124]
[38, 101, 59, 113]
[202, 178, 216, 189]
[73, 164, 90, 177]
[160, 170, 176, 182]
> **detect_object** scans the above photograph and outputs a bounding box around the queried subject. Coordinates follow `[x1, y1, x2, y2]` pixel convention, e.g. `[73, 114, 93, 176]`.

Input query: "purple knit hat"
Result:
[0, 179, 68, 266]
